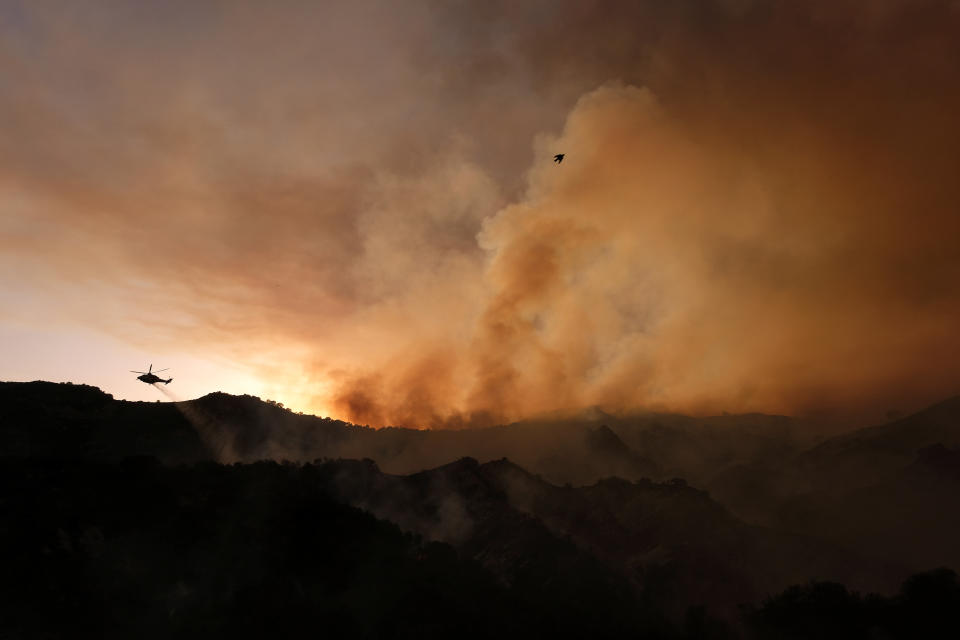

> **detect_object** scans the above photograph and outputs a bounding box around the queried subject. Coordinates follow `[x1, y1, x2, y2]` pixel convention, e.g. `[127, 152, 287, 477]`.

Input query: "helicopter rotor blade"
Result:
[153, 368, 170, 373]
[131, 371, 148, 374]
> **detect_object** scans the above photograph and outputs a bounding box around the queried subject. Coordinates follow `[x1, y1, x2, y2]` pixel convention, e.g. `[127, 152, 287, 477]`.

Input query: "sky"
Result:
[2, 0, 959, 427]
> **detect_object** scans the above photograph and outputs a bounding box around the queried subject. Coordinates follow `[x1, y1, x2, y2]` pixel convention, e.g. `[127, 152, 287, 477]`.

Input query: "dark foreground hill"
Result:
[315, 457, 898, 615]
[0, 458, 668, 639]
[4, 381, 960, 637]
[5, 381, 960, 574]
[6, 382, 960, 573]
[3, 457, 959, 640]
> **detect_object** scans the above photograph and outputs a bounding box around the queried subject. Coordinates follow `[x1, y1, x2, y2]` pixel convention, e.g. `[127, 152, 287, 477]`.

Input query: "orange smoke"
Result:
[329, 77, 960, 426]
[2, 1, 959, 427]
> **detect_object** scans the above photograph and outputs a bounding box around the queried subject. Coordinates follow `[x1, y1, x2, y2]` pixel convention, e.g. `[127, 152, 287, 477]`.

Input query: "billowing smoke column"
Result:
[328, 79, 960, 427]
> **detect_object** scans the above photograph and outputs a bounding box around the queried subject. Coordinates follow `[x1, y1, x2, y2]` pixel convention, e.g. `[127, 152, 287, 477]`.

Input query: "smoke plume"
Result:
[2, 0, 959, 426]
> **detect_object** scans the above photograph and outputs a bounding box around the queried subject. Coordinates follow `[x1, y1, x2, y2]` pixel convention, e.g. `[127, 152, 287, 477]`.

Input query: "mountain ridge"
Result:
[4, 379, 960, 637]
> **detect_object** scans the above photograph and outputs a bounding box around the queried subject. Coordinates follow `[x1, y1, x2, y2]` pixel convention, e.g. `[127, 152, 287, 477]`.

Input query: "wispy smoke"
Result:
[153, 383, 239, 461]
[152, 383, 175, 401]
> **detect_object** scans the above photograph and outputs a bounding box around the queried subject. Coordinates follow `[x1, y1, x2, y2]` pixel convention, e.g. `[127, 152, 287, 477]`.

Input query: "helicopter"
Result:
[131, 364, 173, 385]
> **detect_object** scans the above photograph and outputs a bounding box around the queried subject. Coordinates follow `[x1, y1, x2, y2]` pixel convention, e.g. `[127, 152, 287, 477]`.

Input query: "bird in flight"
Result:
[553, 153, 564, 163]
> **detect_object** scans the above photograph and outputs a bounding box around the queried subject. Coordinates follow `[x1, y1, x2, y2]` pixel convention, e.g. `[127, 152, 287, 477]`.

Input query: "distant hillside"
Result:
[772, 443, 960, 571]
[798, 395, 960, 491]
[315, 457, 898, 616]
[0, 381, 809, 488]
[6, 379, 958, 495]
[707, 396, 960, 574]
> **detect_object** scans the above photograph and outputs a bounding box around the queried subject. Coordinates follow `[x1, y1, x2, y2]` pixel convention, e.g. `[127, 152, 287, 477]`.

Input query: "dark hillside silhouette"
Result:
[4, 379, 960, 630]
[0, 382, 208, 463]
[315, 457, 898, 617]
[769, 443, 960, 571]
[3, 455, 957, 639]
[744, 568, 960, 639]
[0, 382, 808, 483]
[0, 457, 688, 639]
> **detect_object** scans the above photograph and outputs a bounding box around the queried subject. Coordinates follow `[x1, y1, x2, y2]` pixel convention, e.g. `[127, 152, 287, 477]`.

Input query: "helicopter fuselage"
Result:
[138, 373, 172, 384]
[132, 364, 172, 385]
